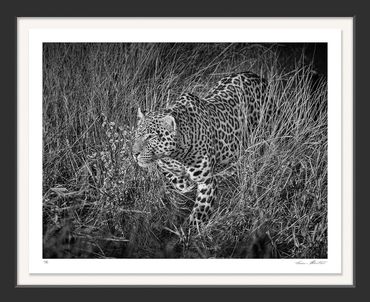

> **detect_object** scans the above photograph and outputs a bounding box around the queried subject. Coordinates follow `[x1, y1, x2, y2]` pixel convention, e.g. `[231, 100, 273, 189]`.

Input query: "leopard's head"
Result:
[132, 108, 177, 168]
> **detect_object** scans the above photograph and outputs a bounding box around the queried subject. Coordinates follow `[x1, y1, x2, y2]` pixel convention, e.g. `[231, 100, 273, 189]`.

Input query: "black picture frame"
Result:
[4, 0, 367, 299]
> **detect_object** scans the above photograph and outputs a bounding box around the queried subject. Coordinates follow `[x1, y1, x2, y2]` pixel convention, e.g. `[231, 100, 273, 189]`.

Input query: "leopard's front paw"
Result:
[189, 214, 200, 228]
[189, 210, 208, 228]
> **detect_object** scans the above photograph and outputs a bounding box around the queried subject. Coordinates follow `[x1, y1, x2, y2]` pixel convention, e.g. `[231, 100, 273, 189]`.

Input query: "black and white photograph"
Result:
[42, 42, 328, 260]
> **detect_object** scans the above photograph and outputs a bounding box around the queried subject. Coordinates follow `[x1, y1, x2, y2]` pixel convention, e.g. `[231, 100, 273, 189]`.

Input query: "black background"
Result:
[1, 0, 367, 300]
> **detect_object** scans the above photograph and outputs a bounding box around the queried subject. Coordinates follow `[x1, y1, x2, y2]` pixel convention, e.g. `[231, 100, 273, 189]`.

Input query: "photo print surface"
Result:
[42, 43, 328, 259]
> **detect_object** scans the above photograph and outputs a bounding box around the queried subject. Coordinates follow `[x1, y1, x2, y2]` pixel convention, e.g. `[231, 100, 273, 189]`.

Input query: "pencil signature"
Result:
[295, 260, 327, 265]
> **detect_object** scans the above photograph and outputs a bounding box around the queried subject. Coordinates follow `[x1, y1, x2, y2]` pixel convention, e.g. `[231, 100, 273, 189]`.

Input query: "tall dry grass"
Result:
[43, 43, 327, 258]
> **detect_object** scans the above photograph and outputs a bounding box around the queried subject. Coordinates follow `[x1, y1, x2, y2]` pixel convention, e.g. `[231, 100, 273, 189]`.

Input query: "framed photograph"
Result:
[17, 17, 354, 286]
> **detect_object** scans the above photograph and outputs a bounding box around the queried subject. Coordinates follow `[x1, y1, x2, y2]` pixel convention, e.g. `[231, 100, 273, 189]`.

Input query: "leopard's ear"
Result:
[162, 115, 176, 132]
[137, 107, 144, 120]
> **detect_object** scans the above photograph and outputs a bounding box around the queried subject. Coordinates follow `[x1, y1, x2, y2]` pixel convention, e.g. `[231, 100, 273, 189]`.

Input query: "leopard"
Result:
[132, 71, 272, 227]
